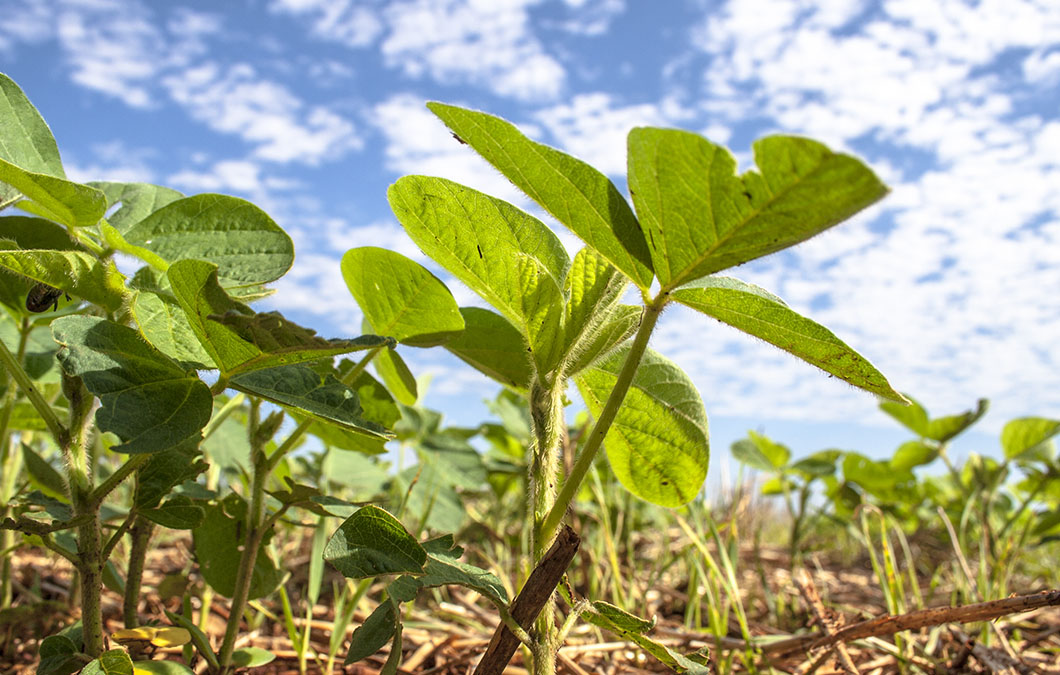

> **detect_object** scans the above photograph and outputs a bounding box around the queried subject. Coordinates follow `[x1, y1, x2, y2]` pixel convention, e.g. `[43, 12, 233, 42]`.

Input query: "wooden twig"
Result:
[473, 525, 580, 675]
[794, 567, 859, 675]
[768, 589, 1060, 657]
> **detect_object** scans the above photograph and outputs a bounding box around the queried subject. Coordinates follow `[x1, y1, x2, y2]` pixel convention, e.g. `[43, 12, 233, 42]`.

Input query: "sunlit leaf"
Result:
[324, 505, 426, 579]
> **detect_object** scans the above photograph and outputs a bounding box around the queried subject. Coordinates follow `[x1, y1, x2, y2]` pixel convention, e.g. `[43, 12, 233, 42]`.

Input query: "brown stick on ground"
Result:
[768, 589, 1060, 657]
[793, 567, 859, 675]
[473, 525, 581, 675]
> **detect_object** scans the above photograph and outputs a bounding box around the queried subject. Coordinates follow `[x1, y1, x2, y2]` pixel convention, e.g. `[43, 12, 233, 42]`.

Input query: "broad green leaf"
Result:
[340, 361, 402, 430]
[395, 464, 468, 533]
[324, 505, 427, 579]
[342, 247, 464, 347]
[0, 72, 65, 182]
[0, 159, 106, 228]
[139, 495, 205, 529]
[0, 217, 80, 310]
[100, 223, 168, 270]
[843, 452, 912, 496]
[345, 600, 398, 664]
[576, 345, 709, 507]
[374, 346, 417, 405]
[414, 535, 508, 606]
[131, 290, 216, 370]
[416, 432, 488, 490]
[673, 277, 903, 400]
[52, 316, 212, 454]
[925, 399, 989, 442]
[879, 395, 929, 437]
[192, 495, 283, 599]
[444, 306, 532, 389]
[230, 647, 275, 668]
[388, 176, 567, 374]
[790, 449, 841, 478]
[37, 633, 81, 675]
[169, 259, 383, 376]
[428, 102, 653, 289]
[566, 303, 641, 376]
[230, 364, 390, 438]
[0, 249, 127, 313]
[891, 440, 938, 471]
[124, 193, 293, 286]
[320, 450, 389, 497]
[87, 181, 182, 233]
[1001, 417, 1060, 459]
[131, 661, 195, 675]
[9, 402, 65, 431]
[747, 430, 790, 469]
[21, 443, 67, 499]
[135, 444, 207, 508]
[627, 128, 887, 289]
[731, 439, 777, 473]
[81, 650, 133, 675]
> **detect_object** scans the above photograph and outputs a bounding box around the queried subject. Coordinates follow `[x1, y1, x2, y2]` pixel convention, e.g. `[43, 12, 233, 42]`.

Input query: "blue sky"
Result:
[2, 0, 1058, 474]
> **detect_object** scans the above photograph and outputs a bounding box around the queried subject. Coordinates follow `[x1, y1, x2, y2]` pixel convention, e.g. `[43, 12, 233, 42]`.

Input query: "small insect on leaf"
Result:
[111, 626, 191, 648]
[25, 282, 68, 313]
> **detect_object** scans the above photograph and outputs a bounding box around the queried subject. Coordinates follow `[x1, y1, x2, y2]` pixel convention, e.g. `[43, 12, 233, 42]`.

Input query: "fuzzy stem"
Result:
[0, 332, 67, 445]
[0, 320, 31, 608]
[75, 508, 105, 657]
[539, 296, 667, 546]
[123, 516, 155, 627]
[217, 399, 271, 671]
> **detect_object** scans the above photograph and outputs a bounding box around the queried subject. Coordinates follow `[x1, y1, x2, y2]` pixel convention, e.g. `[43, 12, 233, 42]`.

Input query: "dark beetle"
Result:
[25, 282, 67, 313]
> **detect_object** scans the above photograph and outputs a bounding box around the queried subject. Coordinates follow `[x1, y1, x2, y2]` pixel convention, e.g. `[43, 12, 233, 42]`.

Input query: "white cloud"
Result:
[64, 141, 158, 184]
[162, 62, 362, 164]
[550, 0, 625, 36]
[380, 0, 566, 101]
[267, 0, 384, 47]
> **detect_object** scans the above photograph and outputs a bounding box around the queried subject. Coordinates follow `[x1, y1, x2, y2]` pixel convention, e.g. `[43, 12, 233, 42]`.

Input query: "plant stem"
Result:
[0, 331, 67, 446]
[123, 516, 154, 627]
[75, 508, 105, 657]
[0, 319, 31, 608]
[539, 296, 666, 545]
[217, 398, 271, 672]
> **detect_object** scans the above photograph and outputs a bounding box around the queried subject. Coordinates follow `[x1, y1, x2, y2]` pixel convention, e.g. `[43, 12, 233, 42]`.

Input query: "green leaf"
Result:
[561, 247, 629, 369]
[790, 450, 841, 478]
[0, 159, 106, 228]
[414, 535, 508, 606]
[123, 193, 293, 286]
[843, 452, 912, 496]
[345, 600, 398, 664]
[747, 430, 790, 469]
[100, 223, 169, 271]
[388, 175, 567, 374]
[230, 364, 390, 438]
[230, 647, 275, 668]
[135, 443, 207, 509]
[169, 259, 384, 376]
[416, 432, 488, 490]
[21, 443, 67, 499]
[0, 249, 128, 313]
[731, 431, 790, 472]
[81, 649, 133, 675]
[925, 399, 989, 442]
[395, 464, 467, 533]
[129, 661, 194, 675]
[672, 276, 903, 401]
[891, 440, 938, 471]
[52, 316, 212, 454]
[582, 601, 708, 673]
[131, 290, 217, 370]
[87, 181, 183, 233]
[576, 345, 709, 507]
[444, 306, 532, 389]
[879, 395, 929, 437]
[1001, 417, 1060, 460]
[37, 634, 82, 675]
[374, 347, 417, 405]
[0, 72, 65, 187]
[139, 495, 205, 529]
[192, 495, 282, 599]
[342, 247, 464, 347]
[428, 102, 653, 289]
[627, 128, 887, 289]
[324, 505, 427, 579]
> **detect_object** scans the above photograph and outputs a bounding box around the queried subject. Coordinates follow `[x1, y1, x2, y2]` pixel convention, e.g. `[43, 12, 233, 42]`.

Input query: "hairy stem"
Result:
[539, 295, 667, 545]
[123, 516, 155, 627]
